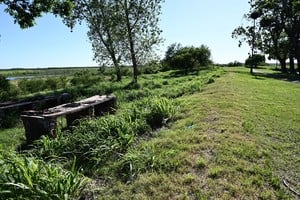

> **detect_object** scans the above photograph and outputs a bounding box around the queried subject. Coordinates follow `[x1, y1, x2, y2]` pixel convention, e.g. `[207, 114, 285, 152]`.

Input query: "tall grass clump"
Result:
[0, 150, 89, 200]
[32, 114, 139, 171]
[142, 97, 177, 129]
[31, 96, 177, 175]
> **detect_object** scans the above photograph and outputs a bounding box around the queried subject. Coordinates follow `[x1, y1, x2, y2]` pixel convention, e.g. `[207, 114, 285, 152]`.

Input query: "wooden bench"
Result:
[0, 93, 71, 125]
[21, 94, 116, 142]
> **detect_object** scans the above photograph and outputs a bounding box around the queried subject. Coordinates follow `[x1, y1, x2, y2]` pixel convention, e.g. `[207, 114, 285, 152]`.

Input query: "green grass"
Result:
[0, 126, 25, 150]
[1, 66, 299, 199]
[0, 150, 89, 199]
[0, 68, 221, 148]
[0, 67, 99, 77]
[97, 67, 300, 199]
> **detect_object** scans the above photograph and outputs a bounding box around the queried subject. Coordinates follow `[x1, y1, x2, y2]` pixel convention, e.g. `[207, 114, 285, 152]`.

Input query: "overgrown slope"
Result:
[98, 67, 300, 199]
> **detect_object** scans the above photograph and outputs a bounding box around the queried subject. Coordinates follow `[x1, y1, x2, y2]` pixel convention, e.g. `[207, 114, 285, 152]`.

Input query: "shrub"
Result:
[0, 109, 20, 129]
[70, 70, 99, 86]
[227, 61, 243, 67]
[44, 78, 58, 90]
[0, 75, 20, 102]
[163, 43, 212, 73]
[140, 60, 162, 74]
[245, 54, 265, 67]
[0, 74, 9, 91]
[140, 97, 177, 129]
[18, 79, 45, 93]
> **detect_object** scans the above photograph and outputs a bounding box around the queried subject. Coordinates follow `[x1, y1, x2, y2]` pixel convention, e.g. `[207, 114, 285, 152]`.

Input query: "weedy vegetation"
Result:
[0, 66, 299, 199]
[0, 150, 89, 200]
[0, 66, 223, 199]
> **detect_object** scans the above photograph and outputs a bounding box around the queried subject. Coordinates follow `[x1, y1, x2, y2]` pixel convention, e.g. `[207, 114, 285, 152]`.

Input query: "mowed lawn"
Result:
[99, 67, 300, 199]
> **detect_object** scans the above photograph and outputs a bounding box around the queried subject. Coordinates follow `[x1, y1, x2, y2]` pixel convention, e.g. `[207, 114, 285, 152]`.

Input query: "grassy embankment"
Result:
[98, 67, 300, 199]
[0, 66, 299, 199]
[0, 67, 221, 199]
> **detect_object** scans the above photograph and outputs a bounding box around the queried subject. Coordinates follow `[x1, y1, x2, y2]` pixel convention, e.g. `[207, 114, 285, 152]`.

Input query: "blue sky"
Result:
[0, 0, 250, 69]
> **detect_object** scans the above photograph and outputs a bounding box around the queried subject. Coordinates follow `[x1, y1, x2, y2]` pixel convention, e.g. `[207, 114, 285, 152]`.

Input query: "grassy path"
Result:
[100, 67, 300, 199]
[180, 67, 300, 199]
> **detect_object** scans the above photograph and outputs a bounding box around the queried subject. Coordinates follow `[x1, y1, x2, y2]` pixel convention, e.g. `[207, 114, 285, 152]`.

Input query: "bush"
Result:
[0, 109, 20, 129]
[129, 97, 177, 129]
[0, 74, 9, 91]
[70, 70, 99, 86]
[227, 61, 243, 67]
[163, 43, 212, 73]
[245, 54, 265, 67]
[44, 78, 58, 90]
[0, 75, 20, 102]
[18, 79, 45, 93]
[140, 60, 162, 74]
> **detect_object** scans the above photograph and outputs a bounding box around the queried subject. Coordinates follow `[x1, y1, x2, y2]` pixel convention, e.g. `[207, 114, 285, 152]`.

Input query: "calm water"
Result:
[6, 76, 36, 81]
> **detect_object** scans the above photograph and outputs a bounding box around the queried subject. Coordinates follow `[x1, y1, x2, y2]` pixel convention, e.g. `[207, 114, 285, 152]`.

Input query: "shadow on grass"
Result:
[164, 67, 211, 79]
[227, 66, 300, 83]
[253, 71, 300, 83]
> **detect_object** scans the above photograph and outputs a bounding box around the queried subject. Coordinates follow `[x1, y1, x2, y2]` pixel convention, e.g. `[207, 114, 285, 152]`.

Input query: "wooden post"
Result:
[21, 115, 57, 143]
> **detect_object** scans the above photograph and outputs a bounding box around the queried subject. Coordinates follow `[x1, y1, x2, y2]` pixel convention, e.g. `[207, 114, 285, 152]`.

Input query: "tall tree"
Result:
[232, 0, 300, 74]
[85, 0, 124, 81]
[69, 0, 164, 83]
[114, 0, 163, 83]
[117, 0, 163, 83]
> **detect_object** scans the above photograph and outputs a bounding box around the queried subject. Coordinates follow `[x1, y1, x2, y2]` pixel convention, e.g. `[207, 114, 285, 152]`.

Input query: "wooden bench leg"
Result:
[94, 96, 117, 117]
[66, 107, 93, 127]
[21, 115, 57, 143]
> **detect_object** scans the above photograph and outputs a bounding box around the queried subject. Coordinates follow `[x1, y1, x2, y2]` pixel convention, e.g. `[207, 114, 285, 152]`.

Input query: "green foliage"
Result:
[233, 0, 300, 72]
[164, 44, 212, 73]
[245, 54, 266, 67]
[116, 145, 181, 181]
[142, 97, 177, 129]
[208, 166, 224, 179]
[32, 114, 138, 170]
[18, 79, 44, 93]
[31, 97, 176, 174]
[227, 61, 243, 67]
[196, 157, 207, 169]
[0, 150, 88, 200]
[0, 109, 20, 129]
[0, 74, 20, 101]
[70, 70, 100, 86]
[0, 74, 9, 90]
[140, 60, 162, 74]
[17, 77, 66, 94]
[3, 0, 74, 29]
[0, 67, 224, 198]
[73, 0, 164, 83]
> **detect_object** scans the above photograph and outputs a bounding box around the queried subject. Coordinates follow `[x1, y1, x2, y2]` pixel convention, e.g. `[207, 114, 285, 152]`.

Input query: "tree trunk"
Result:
[250, 65, 254, 74]
[112, 56, 122, 82]
[116, 67, 122, 82]
[289, 56, 296, 74]
[124, 0, 138, 83]
[127, 30, 138, 83]
[297, 57, 300, 77]
[279, 58, 287, 73]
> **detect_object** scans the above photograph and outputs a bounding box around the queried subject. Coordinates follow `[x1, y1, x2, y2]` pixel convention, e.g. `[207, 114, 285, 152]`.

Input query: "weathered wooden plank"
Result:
[21, 94, 116, 142]
[22, 115, 56, 143]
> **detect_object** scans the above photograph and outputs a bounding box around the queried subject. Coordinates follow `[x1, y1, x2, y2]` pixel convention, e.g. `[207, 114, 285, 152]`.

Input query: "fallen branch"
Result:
[282, 178, 300, 197]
